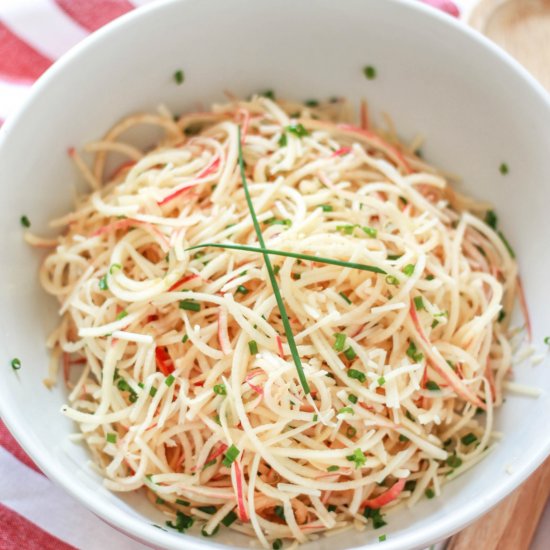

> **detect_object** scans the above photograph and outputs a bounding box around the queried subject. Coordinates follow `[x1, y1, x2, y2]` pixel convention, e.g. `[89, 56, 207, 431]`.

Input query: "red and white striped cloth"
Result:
[0, 1, 548, 549]
[0, 0, 154, 125]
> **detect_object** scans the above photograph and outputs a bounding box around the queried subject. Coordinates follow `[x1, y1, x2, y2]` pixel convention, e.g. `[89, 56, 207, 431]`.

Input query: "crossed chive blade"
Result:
[237, 126, 310, 395]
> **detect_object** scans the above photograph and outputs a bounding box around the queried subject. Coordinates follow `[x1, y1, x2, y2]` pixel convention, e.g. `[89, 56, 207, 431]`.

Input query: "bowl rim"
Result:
[1, 0, 550, 548]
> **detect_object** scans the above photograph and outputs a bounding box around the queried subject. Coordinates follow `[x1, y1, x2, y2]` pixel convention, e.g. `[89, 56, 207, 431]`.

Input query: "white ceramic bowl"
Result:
[1, 1, 549, 548]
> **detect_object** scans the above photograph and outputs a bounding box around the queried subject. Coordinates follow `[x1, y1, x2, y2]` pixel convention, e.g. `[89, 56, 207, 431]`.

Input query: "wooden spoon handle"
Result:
[447, 458, 550, 550]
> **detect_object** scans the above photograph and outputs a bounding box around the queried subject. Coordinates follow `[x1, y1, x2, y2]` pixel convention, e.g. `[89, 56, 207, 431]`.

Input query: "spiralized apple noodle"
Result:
[32, 96, 522, 546]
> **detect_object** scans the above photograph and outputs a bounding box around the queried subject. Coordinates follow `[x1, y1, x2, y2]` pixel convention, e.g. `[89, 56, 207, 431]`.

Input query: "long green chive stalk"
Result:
[236, 126, 310, 394]
[185, 242, 386, 275]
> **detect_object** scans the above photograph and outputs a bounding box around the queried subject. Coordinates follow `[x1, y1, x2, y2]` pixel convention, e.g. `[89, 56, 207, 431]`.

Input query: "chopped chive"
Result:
[333, 333, 347, 352]
[166, 511, 193, 532]
[413, 296, 425, 311]
[377, 376, 386, 386]
[336, 224, 356, 235]
[346, 448, 366, 468]
[176, 499, 190, 506]
[426, 380, 440, 391]
[273, 539, 283, 550]
[348, 394, 358, 404]
[346, 426, 357, 438]
[405, 480, 416, 491]
[179, 300, 201, 312]
[544, 337, 550, 345]
[363, 65, 377, 80]
[10, 358, 21, 370]
[320, 204, 333, 212]
[99, 275, 109, 291]
[497, 310, 506, 323]
[399, 434, 409, 442]
[20, 215, 31, 228]
[248, 340, 258, 355]
[343, 347, 357, 361]
[173, 70, 184, 84]
[236, 285, 249, 295]
[165, 374, 175, 387]
[110, 263, 122, 274]
[156, 497, 166, 505]
[222, 444, 240, 467]
[379, 535, 387, 542]
[499, 163, 509, 175]
[327, 465, 340, 472]
[198, 506, 217, 514]
[116, 378, 132, 392]
[286, 123, 309, 138]
[182, 334, 189, 343]
[347, 368, 366, 383]
[362, 226, 378, 238]
[292, 273, 301, 280]
[385, 275, 399, 286]
[274, 505, 285, 520]
[426, 274, 435, 281]
[305, 99, 319, 107]
[265, 217, 292, 227]
[260, 90, 275, 100]
[106, 433, 117, 444]
[203, 459, 217, 469]
[213, 384, 226, 396]
[403, 264, 415, 276]
[363, 507, 387, 529]
[312, 414, 318, 422]
[116, 310, 128, 320]
[461, 433, 477, 446]
[221, 511, 238, 526]
[273, 265, 281, 275]
[485, 210, 498, 229]
[149, 386, 157, 397]
[387, 254, 402, 260]
[431, 319, 439, 329]
[339, 291, 352, 304]
[185, 243, 386, 275]
[425, 488, 435, 499]
[498, 231, 515, 258]
[406, 341, 424, 363]
[278, 133, 287, 147]
[238, 128, 309, 394]
[446, 454, 462, 468]
[337, 406, 354, 415]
